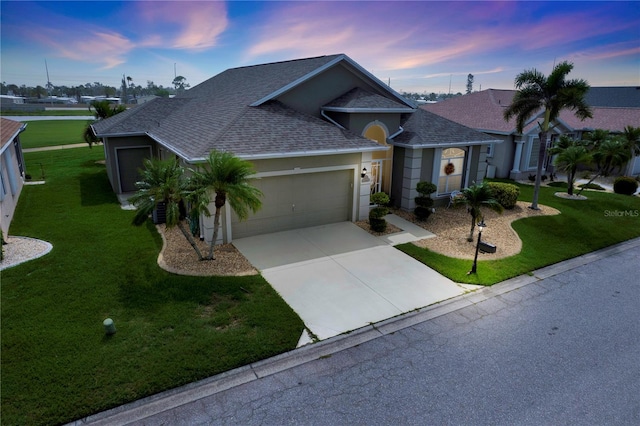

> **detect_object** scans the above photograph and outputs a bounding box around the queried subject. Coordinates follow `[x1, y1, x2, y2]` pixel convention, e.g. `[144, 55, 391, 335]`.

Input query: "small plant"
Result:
[414, 181, 437, 221]
[528, 174, 536, 182]
[578, 182, 605, 191]
[613, 176, 638, 195]
[369, 192, 390, 232]
[486, 182, 519, 209]
[581, 171, 591, 179]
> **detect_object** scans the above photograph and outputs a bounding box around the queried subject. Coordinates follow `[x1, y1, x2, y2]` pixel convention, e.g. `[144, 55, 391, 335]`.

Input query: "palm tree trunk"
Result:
[468, 213, 476, 242]
[207, 207, 222, 260]
[567, 168, 575, 196]
[176, 221, 204, 261]
[530, 130, 548, 210]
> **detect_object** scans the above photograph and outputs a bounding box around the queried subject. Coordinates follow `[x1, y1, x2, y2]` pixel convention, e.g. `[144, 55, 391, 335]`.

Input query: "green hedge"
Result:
[613, 176, 638, 195]
[486, 182, 520, 209]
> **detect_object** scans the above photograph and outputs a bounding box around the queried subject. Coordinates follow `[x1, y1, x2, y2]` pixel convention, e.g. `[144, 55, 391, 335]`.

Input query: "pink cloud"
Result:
[29, 29, 134, 69]
[135, 1, 228, 50]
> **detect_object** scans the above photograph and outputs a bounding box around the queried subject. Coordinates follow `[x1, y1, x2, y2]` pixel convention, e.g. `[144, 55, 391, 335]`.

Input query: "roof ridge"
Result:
[228, 54, 344, 71]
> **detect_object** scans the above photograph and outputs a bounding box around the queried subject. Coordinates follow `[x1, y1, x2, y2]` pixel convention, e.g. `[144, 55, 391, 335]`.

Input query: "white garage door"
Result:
[231, 170, 353, 239]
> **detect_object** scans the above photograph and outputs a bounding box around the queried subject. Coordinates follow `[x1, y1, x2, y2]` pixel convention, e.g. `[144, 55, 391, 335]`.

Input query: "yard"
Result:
[19, 119, 90, 149]
[0, 148, 304, 425]
[398, 180, 640, 284]
[2, 132, 640, 425]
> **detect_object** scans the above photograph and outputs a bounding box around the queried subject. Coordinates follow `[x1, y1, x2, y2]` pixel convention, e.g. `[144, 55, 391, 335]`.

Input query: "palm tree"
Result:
[129, 158, 206, 260]
[453, 182, 504, 242]
[504, 61, 592, 209]
[622, 125, 640, 175]
[550, 135, 591, 195]
[83, 100, 127, 148]
[575, 130, 631, 196]
[191, 150, 262, 260]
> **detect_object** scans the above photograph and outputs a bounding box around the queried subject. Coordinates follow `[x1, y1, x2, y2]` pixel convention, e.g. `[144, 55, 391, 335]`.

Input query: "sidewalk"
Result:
[23, 143, 92, 153]
[68, 236, 640, 426]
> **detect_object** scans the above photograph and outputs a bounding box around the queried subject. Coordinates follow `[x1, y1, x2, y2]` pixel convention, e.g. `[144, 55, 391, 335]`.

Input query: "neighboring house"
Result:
[0, 118, 27, 239]
[93, 54, 499, 243]
[423, 87, 640, 180]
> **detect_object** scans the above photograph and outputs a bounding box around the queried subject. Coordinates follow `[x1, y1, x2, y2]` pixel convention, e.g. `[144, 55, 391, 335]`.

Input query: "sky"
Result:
[1, 1, 639, 94]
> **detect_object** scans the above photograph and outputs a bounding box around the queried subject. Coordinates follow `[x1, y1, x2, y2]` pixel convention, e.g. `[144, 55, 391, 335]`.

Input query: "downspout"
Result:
[320, 109, 345, 130]
[389, 126, 404, 140]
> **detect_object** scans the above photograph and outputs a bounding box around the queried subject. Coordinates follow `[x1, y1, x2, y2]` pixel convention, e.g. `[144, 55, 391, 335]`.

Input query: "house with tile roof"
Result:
[423, 88, 640, 180]
[93, 54, 498, 243]
[1, 117, 27, 238]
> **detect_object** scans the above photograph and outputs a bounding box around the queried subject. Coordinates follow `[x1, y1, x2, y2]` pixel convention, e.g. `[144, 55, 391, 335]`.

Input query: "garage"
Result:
[116, 147, 152, 192]
[231, 169, 354, 239]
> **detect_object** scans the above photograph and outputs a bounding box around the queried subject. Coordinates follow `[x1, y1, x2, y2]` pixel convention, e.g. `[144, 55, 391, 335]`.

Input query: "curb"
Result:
[68, 237, 640, 425]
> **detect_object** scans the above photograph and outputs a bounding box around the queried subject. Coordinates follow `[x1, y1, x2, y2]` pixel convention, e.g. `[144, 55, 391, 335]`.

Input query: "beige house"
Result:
[1, 118, 27, 238]
[93, 54, 498, 243]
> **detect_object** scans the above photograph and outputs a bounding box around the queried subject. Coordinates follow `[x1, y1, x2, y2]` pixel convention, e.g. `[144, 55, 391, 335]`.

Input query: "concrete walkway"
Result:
[233, 218, 468, 342]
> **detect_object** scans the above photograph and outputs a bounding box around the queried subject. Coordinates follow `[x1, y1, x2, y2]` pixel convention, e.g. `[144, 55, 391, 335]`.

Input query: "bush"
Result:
[414, 181, 437, 221]
[369, 192, 390, 232]
[578, 182, 605, 191]
[486, 182, 519, 209]
[613, 176, 638, 195]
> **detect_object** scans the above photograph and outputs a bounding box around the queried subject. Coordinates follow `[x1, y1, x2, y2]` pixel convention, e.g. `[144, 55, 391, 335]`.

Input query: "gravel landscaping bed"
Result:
[393, 201, 560, 260]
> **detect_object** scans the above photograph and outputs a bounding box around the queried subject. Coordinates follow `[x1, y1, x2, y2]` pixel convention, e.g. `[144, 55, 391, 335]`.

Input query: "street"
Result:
[85, 240, 640, 425]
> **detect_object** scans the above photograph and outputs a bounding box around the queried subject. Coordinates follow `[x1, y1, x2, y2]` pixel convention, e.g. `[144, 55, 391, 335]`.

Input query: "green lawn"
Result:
[398, 183, 640, 285]
[1, 109, 92, 116]
[18, 120, 91, 149]
[1, 149, 304, 425]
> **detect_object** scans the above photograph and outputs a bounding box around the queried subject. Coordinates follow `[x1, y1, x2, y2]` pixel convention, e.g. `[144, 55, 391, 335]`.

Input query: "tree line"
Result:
[1, 75, 190, 102]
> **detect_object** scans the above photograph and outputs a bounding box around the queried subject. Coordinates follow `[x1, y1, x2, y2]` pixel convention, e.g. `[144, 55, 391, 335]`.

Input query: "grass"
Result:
[18, 120, 91, 149]
[1, 109, 92, 116]
[1, 148, 304, 425]
[398, 182, 640, 285]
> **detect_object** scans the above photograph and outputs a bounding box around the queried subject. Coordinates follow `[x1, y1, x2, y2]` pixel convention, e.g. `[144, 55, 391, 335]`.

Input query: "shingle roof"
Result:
[323, 87, 413, 111]
[94, 54, 388, 161]
[1, 117, 25, 151]
[423, 88, 640, 134]
[585, 87, 640, 108]
[393, 109, 501, 148]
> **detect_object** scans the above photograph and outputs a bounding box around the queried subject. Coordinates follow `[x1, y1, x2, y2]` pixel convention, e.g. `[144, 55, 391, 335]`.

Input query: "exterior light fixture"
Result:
[469, 220, 486, 274]
[361, 167, 367, 178]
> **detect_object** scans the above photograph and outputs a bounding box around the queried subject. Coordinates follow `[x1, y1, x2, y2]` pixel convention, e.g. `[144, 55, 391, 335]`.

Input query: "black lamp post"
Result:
[469, 220, 486, 274]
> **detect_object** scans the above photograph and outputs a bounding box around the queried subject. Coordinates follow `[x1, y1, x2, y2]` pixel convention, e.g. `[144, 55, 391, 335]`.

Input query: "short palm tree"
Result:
[504, 61, 592, 209]
[622, 125, 640, 175]
[130, 158, 206, 260]
[550, 135, 591, 195]
[191, 150, 262, 260]
[83, 100, 127, 148]
[453, 182, 504, 241]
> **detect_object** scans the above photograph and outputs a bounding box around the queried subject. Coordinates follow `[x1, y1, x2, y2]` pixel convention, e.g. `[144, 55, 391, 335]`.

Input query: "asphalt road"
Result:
[82, 240, 640, 426]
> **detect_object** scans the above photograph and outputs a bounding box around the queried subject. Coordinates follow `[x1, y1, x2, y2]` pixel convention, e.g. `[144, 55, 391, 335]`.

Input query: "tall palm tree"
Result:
[129, 158, 206, 260]
[453, 182, 504, 242]
[191, 150, 262, 260]
[550, 135, 591, 195]
[504, 61, 592, 209]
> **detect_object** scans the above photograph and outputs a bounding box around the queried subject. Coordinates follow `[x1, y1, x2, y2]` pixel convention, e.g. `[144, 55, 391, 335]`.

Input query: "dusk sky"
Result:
[1, 1, 639, 94]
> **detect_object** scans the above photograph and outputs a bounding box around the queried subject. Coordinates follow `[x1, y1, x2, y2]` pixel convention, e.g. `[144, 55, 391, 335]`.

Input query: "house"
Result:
[1, 118, 27, 239]
[93, 54, 499, 243]
[422, 88, 640, 180]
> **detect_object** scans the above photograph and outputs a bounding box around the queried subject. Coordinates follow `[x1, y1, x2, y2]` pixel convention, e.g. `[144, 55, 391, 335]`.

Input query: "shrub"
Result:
[578, 182, 605, 191]
[414, 181, 437, 221]
[613, 176, 638, 195]
[486, 182, 519, 209]
[369, 192, 390, 232]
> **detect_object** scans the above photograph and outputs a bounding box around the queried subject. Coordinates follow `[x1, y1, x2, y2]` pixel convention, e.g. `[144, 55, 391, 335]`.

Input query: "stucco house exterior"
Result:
[423, 87, 640, 180]
[1, 118, 27, 239]
[92, 54, 498, 243]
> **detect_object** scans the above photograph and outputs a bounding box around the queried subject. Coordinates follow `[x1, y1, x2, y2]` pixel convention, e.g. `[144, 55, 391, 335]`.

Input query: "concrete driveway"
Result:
[233, 219, 468, 341]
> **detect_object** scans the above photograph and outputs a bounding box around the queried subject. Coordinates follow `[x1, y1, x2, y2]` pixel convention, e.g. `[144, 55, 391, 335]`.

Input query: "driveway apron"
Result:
[233, 221, 466, 341]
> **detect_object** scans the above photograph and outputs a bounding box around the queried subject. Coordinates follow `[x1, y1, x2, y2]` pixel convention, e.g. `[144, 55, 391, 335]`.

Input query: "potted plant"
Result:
[414, 181, 437, 221]
[369, 192, 390, 232]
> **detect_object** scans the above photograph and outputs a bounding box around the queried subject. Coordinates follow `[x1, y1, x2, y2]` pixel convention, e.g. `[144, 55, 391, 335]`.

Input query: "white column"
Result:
[511, 140, 524, 173]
